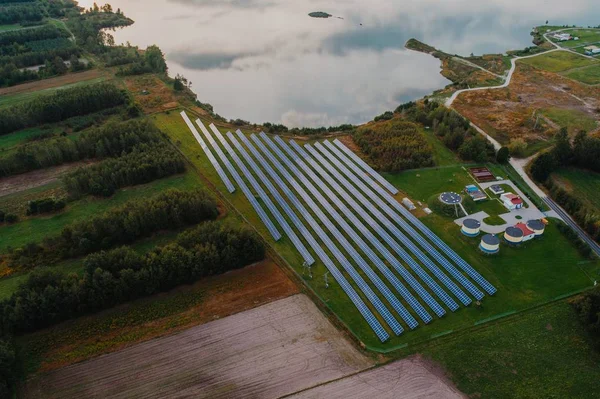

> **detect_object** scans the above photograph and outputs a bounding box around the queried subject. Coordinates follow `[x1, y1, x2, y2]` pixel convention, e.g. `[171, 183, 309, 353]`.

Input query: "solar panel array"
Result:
[179, 111, 496, 343]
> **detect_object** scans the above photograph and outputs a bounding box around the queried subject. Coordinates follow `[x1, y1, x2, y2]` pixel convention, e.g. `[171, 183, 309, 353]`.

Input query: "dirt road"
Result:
[289, 355, 465, 399]
[21, 294, 373, 399]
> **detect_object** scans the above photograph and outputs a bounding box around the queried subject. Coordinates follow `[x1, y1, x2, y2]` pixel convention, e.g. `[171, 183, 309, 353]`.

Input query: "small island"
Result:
[308, 11, 332, 18]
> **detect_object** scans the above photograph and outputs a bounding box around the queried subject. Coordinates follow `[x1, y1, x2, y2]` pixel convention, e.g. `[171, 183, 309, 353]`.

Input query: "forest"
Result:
[0, 3, 44, 25]
[0, 119, 162, 177]
[571, 286, 600, 350]
[7, 189, 218, 269]
[354, 119, 434, 171]
[63, 142, 186, 197]
[0, 25, 69, 47]
[0, 82, 127, 135]
[531, 129, 600, 242]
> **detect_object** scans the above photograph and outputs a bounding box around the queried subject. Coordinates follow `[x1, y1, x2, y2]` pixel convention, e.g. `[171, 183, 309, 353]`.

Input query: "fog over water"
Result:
[79, 0, 599, 126]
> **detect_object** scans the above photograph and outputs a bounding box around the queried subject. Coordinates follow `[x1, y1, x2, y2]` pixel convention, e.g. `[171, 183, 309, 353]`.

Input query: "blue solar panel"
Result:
[253, 133, 404, 337]
[315, 141, 472, 307]
[276, 137, 427, 326]
[180, 112, 235, 193]
[211, 129, 315, 266]
[236, 132, 390, 342]
[194, 120, 281, 241]
[290, 140, 444, 319]
[333, 139, 399, 195]
[332, 139, 496, 296]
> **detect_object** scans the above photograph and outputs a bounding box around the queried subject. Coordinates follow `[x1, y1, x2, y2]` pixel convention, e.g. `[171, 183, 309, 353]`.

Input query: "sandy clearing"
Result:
[0, 161, 94, 197]
[21, 294, 373, 399]
[289, 355, 466, 399]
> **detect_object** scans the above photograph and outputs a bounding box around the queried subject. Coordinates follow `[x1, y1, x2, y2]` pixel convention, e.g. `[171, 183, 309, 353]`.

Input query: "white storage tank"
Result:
[504, 226, 524, 245]
[480, 234, 500, 254]
[526, 219, 545, 236]
[461, 218, 481, 237]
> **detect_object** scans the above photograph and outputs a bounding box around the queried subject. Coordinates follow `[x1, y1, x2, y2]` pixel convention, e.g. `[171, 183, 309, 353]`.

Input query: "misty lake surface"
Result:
[79, 0, 599, 127]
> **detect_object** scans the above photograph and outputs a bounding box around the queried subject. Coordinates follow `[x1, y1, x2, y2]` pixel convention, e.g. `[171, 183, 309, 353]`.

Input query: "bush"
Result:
[26, 197, 66, 215]
[496, 146, 510, 163]
[570, 286, 600, 349]
[3, 214, 18, 224]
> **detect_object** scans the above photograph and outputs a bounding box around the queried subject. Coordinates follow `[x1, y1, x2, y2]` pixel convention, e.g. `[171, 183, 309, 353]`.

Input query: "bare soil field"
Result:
[124, 74, 179, 114]
[21, 294, 372, 399]
[0, 161, 95, 197]
[290, 355, 465, 399]
[0, 69, 107, 97]
[454, 63, 600, 144]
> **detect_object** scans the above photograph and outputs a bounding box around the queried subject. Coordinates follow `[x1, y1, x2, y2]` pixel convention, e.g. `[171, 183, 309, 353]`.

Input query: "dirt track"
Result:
[21, 294, 372, 399]
[0, 69, 106, 96]
[290, 355, 466, 399]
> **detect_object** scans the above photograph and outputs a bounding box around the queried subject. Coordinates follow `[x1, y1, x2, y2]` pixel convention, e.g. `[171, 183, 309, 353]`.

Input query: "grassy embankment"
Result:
[520, 49, 600, 86]
[551, 167, 600, 212]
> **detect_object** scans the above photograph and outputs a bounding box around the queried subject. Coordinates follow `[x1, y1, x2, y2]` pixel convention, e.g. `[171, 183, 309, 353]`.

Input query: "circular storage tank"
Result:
[504, 226, 524, 245]
[461, 218, 481, 237]
[480, 234, 500, 254]
[527, 219, 545, 236]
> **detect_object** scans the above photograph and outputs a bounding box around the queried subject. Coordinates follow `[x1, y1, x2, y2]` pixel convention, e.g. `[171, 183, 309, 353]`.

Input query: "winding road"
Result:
[443, 28, 600, 255]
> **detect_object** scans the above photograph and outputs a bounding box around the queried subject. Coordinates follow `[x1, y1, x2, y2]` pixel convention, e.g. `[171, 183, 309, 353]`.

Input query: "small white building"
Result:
[585, 45, 600, 55]
[402, 198, 416, 211]
[552, 33, 573, 41]
[489, 185, 505, 195]
[500, 192, 524, 210]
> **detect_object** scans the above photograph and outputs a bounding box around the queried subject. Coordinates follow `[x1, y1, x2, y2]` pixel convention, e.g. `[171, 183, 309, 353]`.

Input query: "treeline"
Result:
[354, 119, 434, 172]
[0, 210, 18, 224]
[0, 119, 162, 177]
[0, 24, 68, 47]
[530, 129, 600, 243]
[115, 45, 167, 76]
[8, 189, 218, 268]
[0, 82, 127, 135]
[0, 220, 263, 337]
[570, 286, 600, 350]
[26, 197, 66, 216]
[0, 41, 81, 67]
[402, 100, 495, 162]
[556, 222, 595, 259]
[261, 122, 354, 136]
[63, 143, 186, 197]
[0, 3, 44, 25]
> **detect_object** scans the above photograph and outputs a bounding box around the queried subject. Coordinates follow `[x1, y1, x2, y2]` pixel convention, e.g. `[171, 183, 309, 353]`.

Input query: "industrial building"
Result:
[584, 45, 600, 55]
[480, 234, 500, 254]
[504, 226, 524, 245]
[461, 218, 481, 237]
[489, 185, 505, 195]
[515, 223, 536, 242]
[526, 219, 546, 236]
[500, 192, 524, 210]
[465, 185, 486, 201]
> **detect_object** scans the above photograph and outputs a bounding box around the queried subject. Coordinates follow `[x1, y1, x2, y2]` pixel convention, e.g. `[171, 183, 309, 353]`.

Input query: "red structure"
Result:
[469, 167, 495, 182]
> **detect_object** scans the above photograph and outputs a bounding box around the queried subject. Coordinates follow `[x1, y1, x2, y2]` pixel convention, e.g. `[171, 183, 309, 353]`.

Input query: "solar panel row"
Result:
[238, 133, 391, 342]
[195, 120, 282, 241]
[317, 141, 474, 305]
[254, 133, 405, 336]
[272, 136, 421, 328]
[290, 140, 445, 319]
[332, 139, 497, 296]
[210, 128, 315, 266]
[179, 112, 235, 193]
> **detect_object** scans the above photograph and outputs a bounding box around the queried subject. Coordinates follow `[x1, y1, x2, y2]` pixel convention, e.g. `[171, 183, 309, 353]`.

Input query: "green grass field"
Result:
[0, 127, 58, 154]
[542, 107, 599, 133]
[421, 128, 461, 166]
[520, 51, 597, 73]
[422, 300, 600, 398]
[0, 24, 22, 32]
[0, 77, 108, 108]
[558, 29, 600, 47]
[552, 167, 600, 212]
[564, 64, 600, 85]
[0, 171, 203, 253]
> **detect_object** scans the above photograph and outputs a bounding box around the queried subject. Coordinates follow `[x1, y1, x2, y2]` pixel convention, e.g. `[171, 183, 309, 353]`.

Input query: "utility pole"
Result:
[324, 272, 330, 288]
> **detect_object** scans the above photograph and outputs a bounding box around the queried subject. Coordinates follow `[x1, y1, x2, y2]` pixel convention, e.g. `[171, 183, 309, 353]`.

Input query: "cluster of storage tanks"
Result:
[460, 218, 546, 255]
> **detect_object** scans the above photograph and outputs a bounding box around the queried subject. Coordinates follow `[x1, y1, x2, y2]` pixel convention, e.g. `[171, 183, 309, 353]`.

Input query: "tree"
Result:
[552, 127, 572, 166]
[508, 138, 527, 158]
[496, 146, 510, 163]
[144, 45, 167, 73]
[173, 77, 184, 91]
[530, 152, 557, 182]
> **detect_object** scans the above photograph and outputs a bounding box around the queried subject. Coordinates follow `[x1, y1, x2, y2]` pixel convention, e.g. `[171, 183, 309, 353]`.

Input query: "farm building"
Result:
[489, 185, 505, 195]
[500, 192, 524, 210]
[465, 185, 486, 201]
[584, 45, 600, 55]
[526, 219, 546, 236]
[480, 234, 500, 254]
[461, 218, 481, 237]
[551, 33, 573, 41]
[402, 198, 416, 211]
[504, 226, 524, 245]
[515, 223, 536, 242]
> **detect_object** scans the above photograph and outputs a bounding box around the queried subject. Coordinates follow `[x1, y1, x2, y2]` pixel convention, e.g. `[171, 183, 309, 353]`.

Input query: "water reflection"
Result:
[79, 0, 599, 126]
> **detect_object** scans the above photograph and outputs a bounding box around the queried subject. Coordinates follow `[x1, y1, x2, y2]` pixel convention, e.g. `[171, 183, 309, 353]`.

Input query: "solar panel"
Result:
[194, 120, 281, 241]
[290, 140, 445, 319]
[179, 111, 235, 193]
[277, 138, 429, 326]
[332, 139, 496, 296]
[253, 133, 404, 337]
[316, 141, 473, 306]
[211, 129, 315, 266]
[236, 132, 390, 342]
[333, 139, 399, 195]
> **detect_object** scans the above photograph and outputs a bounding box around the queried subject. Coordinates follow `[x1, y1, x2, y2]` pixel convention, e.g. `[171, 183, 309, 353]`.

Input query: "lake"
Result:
[78, 0, 599, 127]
